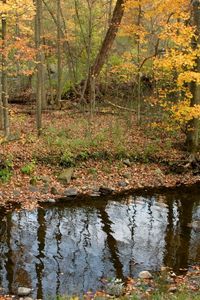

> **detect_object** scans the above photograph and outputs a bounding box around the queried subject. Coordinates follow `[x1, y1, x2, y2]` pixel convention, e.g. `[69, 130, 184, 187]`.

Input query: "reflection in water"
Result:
[0, 191, 199, 299]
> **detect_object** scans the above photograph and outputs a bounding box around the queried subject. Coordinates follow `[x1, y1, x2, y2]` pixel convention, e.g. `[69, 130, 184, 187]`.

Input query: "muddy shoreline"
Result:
[1, 176, 200, 212]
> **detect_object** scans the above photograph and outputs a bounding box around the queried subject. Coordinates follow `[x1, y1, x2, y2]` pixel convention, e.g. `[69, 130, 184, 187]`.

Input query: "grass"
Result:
[21, 160, 36, 175]
[37, 114, 167, 168]
[56, 291, 200, 300]
[55, 270, 200, 300]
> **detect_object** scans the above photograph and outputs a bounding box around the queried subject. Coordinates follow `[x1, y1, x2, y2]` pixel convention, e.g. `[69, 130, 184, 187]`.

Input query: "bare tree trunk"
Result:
[82, 0, 125, 101]
[1, 0, 9, 137]
[186, 0, 200, 153]
[104, 0, 113, 93]
[0, 87, 3, 130]
[86, 0, 95, 111]
[136, 2, 142, 125]
[41, 55, 46, 110]
[43, 38, 54, 105]
[42, 0, 77, 84]
[56, 0, 62, 105]
[90, 0, 125, 78]
[35, 0, 43, 135]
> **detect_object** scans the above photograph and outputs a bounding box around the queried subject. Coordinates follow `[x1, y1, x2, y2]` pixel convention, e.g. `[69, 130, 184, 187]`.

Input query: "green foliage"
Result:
[29, 176, 39, 186]
[76, 151, 89, 161]
[91, 150, 110, 160]
[60, 151, 75, 167]
[21, 160, 36, 175]
[62, 79, 75, 96]
[101, 165, 111, 174]
[142, 143, 160, 163]
[105, 278, 124, 296]
[0, 157, 13, 183]
[0, 168, 12, 183]
[88, 167, 97, 175]
[115, 147, 127, 160]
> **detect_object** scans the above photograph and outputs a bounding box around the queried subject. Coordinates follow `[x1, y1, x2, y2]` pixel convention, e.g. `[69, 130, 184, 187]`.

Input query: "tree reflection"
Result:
[36, 208, 46, 299]
[164, 194, 194, 271]
[0, 189, 199, 298]
[5, 213, 14, 293]
[98, 205, 124, 279]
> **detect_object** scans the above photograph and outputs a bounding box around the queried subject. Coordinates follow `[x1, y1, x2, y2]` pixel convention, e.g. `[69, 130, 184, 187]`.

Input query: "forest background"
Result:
[1, 0, 200, 207]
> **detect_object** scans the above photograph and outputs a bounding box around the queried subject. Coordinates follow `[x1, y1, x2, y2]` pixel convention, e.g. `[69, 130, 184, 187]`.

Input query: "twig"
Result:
[104, 99, 137, 113]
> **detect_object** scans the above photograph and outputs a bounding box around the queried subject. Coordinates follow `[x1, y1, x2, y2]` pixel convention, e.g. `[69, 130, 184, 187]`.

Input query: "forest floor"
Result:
[1, 266, 200, 300]
[0, 103, 200, 209]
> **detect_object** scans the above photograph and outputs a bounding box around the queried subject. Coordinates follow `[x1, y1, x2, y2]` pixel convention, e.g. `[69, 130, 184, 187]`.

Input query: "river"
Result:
[0, 186, 199, 299]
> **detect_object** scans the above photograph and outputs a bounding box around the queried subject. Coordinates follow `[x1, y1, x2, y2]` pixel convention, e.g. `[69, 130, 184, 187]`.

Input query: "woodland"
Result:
[1, 2, 200, 300]
[1, 0, 200, 207]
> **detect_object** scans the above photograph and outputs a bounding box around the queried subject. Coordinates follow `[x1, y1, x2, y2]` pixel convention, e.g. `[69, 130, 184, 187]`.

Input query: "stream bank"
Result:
[1, 106, 200, 210]
[1, 154, 200, 210]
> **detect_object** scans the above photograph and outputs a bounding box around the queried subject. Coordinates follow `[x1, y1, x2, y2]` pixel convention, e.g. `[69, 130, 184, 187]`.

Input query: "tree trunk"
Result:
[83, 0, 125, 101]
[90, 0, 125, 78]
[186, 0, 200, 152]
[1, 0, 10, 137]
[136, 2, 142, 124]
[35, 0, 43, 135]
[56, 0, 62, 105]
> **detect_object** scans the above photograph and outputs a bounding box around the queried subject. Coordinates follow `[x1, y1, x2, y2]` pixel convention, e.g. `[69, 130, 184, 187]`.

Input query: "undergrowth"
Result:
[0, 157, 13, 183]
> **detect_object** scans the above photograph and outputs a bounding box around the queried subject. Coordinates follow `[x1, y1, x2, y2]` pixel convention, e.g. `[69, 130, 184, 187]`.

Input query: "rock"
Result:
[91, 186, 100, 192]
[99, 186, 114, 196]
[168, 286, 177, 293]
[41, 183, 49, 194]
[166, 277, 175, 284]
[81, 185, 88, 191]
[29, 186, 39, 193]
[51, 186, 59, 195]
[118, 181, 128, 187]
[123, 159, 131, 167]
[7, 133, 20, 141]
[64, 187, 78, 197]
[17, 287, 32, 297]
[169, 271, 176, 278]
[122, 172, 131, 179]
[46, 198, 56, 204]
[90, 192, 101, 197]
[139, 271, 153, 279]
[89, 187, 100, 197]
[58, 168, 74, 184]
[13, 189, 21, 197]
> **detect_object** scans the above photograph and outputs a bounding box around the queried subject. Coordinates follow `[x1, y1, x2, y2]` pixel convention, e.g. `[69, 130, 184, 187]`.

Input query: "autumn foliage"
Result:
[1, 0, 200, 150]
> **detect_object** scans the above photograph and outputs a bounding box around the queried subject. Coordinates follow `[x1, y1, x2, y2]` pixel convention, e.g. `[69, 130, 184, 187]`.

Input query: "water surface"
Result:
[0, 188, 199, 299]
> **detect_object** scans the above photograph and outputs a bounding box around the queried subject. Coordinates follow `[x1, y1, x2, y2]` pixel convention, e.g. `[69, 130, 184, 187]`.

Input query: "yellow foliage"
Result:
[172, 101, 200, 124]
[177, 71, 200, 86]
[0, 0, 35, 76]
